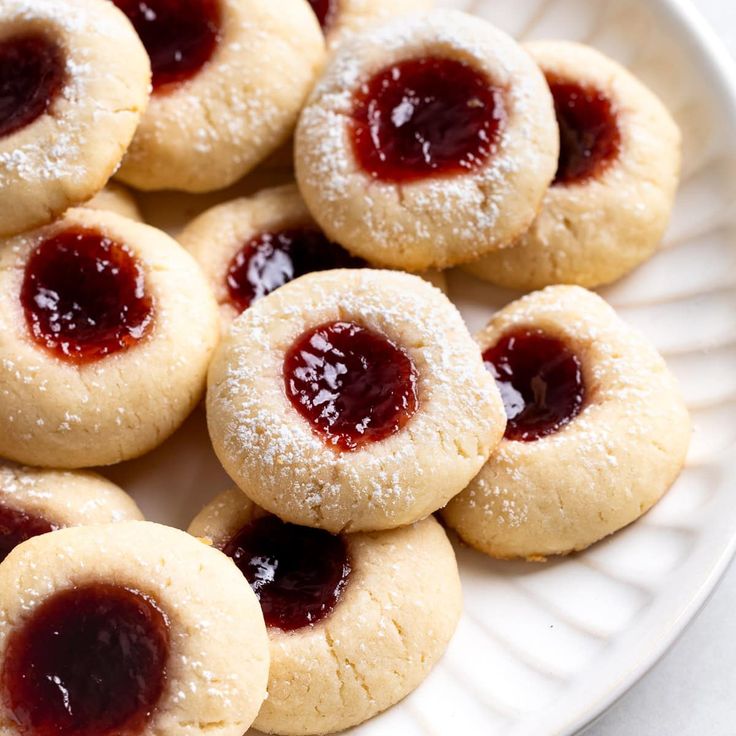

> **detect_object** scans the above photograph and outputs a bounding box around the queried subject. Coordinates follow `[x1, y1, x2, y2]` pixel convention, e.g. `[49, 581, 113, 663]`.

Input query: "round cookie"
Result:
[84, 182, 142, 221]
[207, 269, 506, 532]
[0, 521, 269, 736]
[442, 286, 691, 560]
[0, 462, 143, 561]
[295, 10, 558, 271]
[189, 489, 462, 735]
[179, 183, 449, 330]
[465, 41, 681, 289]
[114, 0, 325, 193]
[308, 0, 432, 50]
[0, 0, 150, 237]
[0, 207, 219, 468]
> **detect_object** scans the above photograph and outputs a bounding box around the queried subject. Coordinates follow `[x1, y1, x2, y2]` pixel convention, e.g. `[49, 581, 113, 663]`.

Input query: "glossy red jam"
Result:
[21, 229, 154, 364]
[226, 228, 365, 312]
[0, 34, 65, 139]
[223, 515, 351, 631]
[483, 328, 585, 441]
[284, 321, 419, 451]
[548, 75, 621, 185]
[2, 584, 169, 736]
[350, 56, 505, 183]
[307, 0, 338, 30]
[0, 505, 57, 564]
[112, 0, 221, 91]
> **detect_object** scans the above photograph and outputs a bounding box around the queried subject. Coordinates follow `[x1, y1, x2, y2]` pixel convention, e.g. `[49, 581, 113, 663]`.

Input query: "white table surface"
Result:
[582, 2, 736, 734]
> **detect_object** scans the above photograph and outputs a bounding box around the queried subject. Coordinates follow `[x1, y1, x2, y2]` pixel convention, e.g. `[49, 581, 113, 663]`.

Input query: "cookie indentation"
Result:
[307, 0, 338, 31]
[2, 584, 169, 736]
[350, 56, 505, 183]
[284, 320, 419, 451]
[112, 0, 221, 91]
[549, 75, 621, 185]
[0, 34, 65, 139]
[483, 328, 584, 441]
[226, 229, 365, 312]
[223, 515, 351, 631]
[21, 229, 154, 364]
[0, 505, 56, 563]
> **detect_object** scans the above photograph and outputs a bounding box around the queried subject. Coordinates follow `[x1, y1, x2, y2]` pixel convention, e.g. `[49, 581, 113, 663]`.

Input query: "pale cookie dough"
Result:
[0, 0, 150, 237]
[0, 462, 142, 560]
[295, 10, 558, 271]
[0, 521, 269, 736]
[442, 286, 691, 560]
[178, 183, 446, 330]
[189, 489, 462, 735]
[312, 0, 433, 50]
[116, 0, 325, 193]
[84, 182, 142, 221]
[207, 269, 506, 532]
[0, 207, 219, 468]
[466, 41, 681, 289]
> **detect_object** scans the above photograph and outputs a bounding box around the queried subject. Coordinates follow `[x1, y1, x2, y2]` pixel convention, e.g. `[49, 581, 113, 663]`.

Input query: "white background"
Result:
[583, 1, 736, 734]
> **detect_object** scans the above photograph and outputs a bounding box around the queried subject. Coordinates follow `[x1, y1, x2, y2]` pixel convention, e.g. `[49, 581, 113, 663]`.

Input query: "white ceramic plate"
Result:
[105, 0, 736, 734]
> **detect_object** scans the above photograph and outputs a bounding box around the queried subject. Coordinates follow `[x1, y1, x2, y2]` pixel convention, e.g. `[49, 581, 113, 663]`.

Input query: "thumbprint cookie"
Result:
[0, 208, 219, 469]
[466, 41, 681, 289]
[0, 521, 269, 736]
[85, 182, 143, 222]
[0, 0, 150, 237]
[308, 0, 432, 50]
[189, 490, 461, 735]
[442, 286, 691, 560]
[207, 269, 506, 532]
[114, 0, 325, 193]
[295, 10, 558, 271]
[0, 462, 143, 562]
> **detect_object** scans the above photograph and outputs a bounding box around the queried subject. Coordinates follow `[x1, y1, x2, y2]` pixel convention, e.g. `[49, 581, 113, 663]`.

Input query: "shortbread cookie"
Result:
[207, 269, 505, 532]
[0, 462, 142, 562]
[442, 286, 691, 560]
[466, 42, 681, 289]
[0, 521, 269, 736]
[295, 10, 558, 271]
[0, 0, 150, 237]
[0, 207, 219, 468]
[308, 0, 432, 49]
[114, 0, 325, 192]
[189, 490, 461, 735]
[85, 182, 143, 221]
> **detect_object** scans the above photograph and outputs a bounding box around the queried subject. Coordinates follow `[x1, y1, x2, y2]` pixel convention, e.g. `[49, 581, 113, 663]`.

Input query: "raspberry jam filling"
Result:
[350, 56, 506, 183]
[112, 0, 221, 90]
[0, 505, 57, 564]
[307, 0, 338, 31]
[548, 75, 621, 185]
[284, 320, 419, 451]
[0, 34, 65, 139]
[21, 229, 154, 364]
[483, 328, 585, 441]
[226, 228, 365, 312]
[223, 515, 351, 631]
[2, 584, 169, 736]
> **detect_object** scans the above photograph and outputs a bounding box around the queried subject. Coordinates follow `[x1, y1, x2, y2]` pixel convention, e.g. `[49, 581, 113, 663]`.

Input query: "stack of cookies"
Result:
[0, 1, 691, 735]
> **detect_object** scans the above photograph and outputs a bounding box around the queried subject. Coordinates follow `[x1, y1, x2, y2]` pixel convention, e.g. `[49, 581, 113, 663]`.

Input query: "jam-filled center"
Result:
[112, 0, 221, 90]
[226, 228, 365, 312]
[0, 34, 65, 139]
[548, 75, 621, 185]
[284, 320, 419, 451]
[0, 504, 57, 564]
[2, 584, 169, 736]
[350, 56, 506, 183]
[483, 328, 585, 441]
[307, 0, 338, 31]
[223, 515, 351, 631]
[20, 229, 154, 364]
